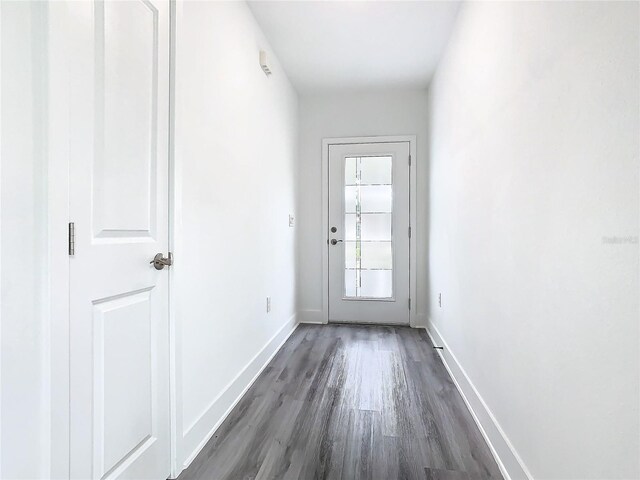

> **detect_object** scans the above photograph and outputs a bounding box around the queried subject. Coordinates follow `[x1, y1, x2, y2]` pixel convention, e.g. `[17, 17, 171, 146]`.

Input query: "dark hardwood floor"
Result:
[178, 324, 502, 480]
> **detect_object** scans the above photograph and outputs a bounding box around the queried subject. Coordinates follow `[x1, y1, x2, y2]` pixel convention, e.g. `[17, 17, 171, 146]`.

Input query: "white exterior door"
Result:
[328, 141, 411, 325]
[68, 1, 171, 479]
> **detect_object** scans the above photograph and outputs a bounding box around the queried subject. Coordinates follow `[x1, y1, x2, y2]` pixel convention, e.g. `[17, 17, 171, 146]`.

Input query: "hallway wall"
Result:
[0, 2, 51, 478]
[427, 2, 639, 478]
[298, 90, 429, 325]
[173, 1, 299, 473]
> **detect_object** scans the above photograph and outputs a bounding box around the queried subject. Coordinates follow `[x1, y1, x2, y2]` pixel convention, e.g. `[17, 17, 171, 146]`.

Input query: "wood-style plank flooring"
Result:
[178, 324, 502, 480]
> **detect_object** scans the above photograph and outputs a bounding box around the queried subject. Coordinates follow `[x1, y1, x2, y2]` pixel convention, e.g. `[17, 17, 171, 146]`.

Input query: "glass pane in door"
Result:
[343, 156, 393, 299]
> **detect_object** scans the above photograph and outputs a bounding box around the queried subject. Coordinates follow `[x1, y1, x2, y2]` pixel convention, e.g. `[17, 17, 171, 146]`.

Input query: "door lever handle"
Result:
[330, 239, 343, 246]
[150, 252, 173, 270]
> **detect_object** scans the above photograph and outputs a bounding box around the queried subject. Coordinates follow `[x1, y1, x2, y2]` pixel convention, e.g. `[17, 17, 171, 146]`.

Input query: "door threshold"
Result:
[327, 320, 411, 328]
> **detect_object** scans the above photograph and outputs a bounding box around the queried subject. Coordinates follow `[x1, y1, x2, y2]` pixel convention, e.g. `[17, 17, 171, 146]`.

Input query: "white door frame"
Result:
[48, 2, 72, 477]
[321, 135, 418, 327]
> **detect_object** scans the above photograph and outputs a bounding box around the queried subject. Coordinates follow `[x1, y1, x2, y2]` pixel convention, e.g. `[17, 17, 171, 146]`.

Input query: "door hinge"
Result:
[408, 298, 412, 310]
[408, 226, 412, 238]
[68, 222, 75, 256]
[408, 154, 412, 166]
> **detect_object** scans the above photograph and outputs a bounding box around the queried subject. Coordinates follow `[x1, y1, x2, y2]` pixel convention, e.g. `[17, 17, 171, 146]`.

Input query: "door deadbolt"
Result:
[331, 226, 337, 233]
[150, 252, 173, 270]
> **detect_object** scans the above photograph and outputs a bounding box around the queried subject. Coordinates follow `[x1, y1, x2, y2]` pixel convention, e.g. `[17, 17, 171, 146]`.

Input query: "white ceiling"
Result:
[247, 1, 461, 93]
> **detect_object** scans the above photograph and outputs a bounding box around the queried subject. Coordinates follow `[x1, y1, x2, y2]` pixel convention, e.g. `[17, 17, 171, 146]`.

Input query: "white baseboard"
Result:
[299, 309, 325, 324]
[179, 313, 299, 474]
[425, 321, 532, 480]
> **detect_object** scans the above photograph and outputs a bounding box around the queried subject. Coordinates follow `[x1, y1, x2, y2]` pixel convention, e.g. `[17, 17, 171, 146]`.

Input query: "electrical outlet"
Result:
[288, 214, 294, 227]
[438, 293, 442, 308]
[266, 296, 271, 313]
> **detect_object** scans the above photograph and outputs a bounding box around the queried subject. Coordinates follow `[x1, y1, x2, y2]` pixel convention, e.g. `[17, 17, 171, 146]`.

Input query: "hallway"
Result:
[1, 1, 638, 478]
[179, 324, 501, 480]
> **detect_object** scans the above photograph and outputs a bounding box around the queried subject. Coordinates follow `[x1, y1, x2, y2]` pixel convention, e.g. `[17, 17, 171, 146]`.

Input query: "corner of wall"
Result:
[299, 309, 325, 325]
[413, 313, 428, 329]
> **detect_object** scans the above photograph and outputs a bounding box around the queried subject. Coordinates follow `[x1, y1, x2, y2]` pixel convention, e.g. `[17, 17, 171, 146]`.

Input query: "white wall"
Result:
[298, 90, 429, 324]
[0, 2, 51, 478]
[173, 1, 299, 473]
[427, 2, 639, 479]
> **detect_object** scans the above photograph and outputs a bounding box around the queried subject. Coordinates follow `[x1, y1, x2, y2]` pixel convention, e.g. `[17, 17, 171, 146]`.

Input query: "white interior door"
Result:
[328, 142, 410, 325]
[68, 1, 171, 479]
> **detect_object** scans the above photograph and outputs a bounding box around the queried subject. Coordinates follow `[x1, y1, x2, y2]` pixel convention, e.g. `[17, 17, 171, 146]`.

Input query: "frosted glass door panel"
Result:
[360, 270, 392, 298]
[360, 242, 393, 269]
[343, 156, 393, 299]
[328, 141, 410, 325]
[361, 214, 391, 240]
[344, 269, 393, 298]
[345, 186, 392, 213]
[344, 242, 393, 270]
[344, 213, 391, 241]
[346, 156, 392, 185]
